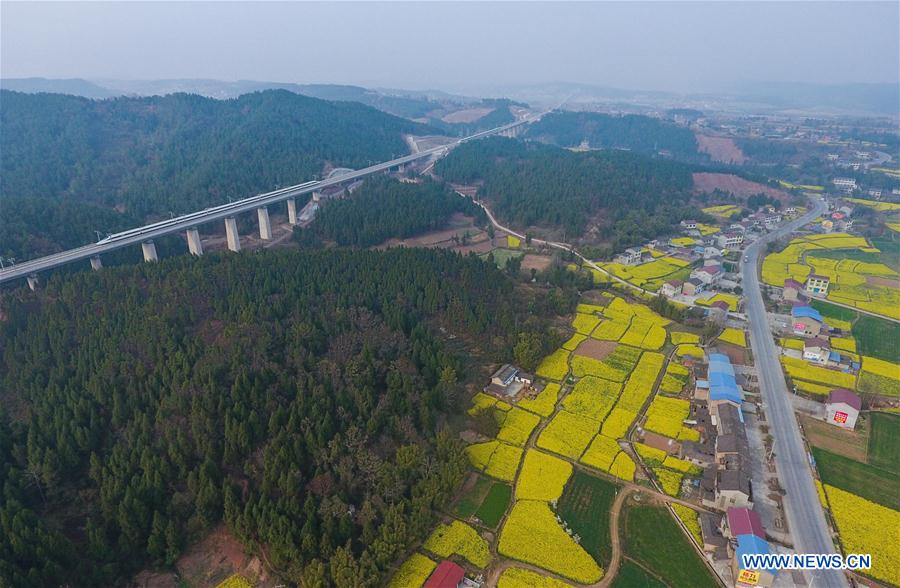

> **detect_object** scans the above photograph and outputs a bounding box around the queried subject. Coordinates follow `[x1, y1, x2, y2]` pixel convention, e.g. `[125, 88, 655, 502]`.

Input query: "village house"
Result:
[660, 280, 683, 298]
[825, 388, 861, 430]
[802, 338, 831, 366]
[615, 247, 645, 266]
[681, 219, 698, 230]
[425, 560, 480, 588]
[682, 278, 705, 297]
[805, 274, 830, 296]
[716, 232, 744, 250]
[690, 265, 724, 286]
[732, 533, 776, 587]
[782, 278, 804, 302]
[484, 364, 535, 398]
[709, 470, 752, 510]
[707, 300, 731, 324]
[790, 305, 824, 338]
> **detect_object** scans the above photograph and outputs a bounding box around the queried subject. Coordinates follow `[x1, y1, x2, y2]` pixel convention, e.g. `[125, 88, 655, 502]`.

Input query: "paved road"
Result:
[742, 197, 848, 588]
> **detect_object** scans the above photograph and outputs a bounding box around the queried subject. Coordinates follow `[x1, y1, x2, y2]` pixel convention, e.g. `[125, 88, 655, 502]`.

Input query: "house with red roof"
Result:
[722, 507, 765, 540]
[424, 561, 466, 588]
[825, 389, 861, 429]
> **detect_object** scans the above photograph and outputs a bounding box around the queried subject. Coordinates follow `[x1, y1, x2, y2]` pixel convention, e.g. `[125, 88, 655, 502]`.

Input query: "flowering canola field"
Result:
[499, 500, 604, 583]
[423, 520, 491, 568]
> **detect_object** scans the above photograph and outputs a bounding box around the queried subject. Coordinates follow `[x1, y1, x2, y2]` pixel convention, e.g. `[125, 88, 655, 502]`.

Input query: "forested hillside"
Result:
[0, 247, 557, 587]
[525, 111, 701, 160]
[296, 177, 483, 248]
[0, 90, 431, 260]
[435, 137, 700, 249]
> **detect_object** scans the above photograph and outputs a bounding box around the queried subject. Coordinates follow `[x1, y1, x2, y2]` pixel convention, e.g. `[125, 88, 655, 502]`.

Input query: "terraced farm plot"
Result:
[538, 411, 601, 459]
[536, 348, 571, 381]
[423, 520, 490, 568]
[644, 396, 691, 439]
[499, 500, 603, 584]
[557, 471, 618, 568]
[517, 382, 560, 417]
[475, 482, 512, 528]
[854, 314, 900, 363]
[621, 504, 718, 588]
[497, 407, 541, 446]
[868, 412, 900, 471]
[812, 447, 900, 511]
[453, 475, 493, 518]
[610, 560, 666, 588]
[388, 554, 436, 588]
[781, 356, 857, 390]
[497, 568, 572, 588]
[573, 338, 617, 360]
[516, 449, 573, 502]
[562, 376, 622, 421]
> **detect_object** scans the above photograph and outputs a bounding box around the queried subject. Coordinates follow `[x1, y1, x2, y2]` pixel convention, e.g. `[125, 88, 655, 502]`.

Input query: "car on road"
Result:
[744, 256, 749, 262]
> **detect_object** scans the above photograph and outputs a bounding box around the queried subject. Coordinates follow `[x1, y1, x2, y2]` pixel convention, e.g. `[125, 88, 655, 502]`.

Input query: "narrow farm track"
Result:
[591, 487, 632, 588]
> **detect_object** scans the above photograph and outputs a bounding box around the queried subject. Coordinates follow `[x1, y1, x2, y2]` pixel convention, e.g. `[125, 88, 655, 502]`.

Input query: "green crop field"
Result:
[621, 504, 718, 588]
[475, 482, 511, 528]
[611, 559, 666, 588]
[810, 299, 858, 323]
[854, 314, 900, 364]
[868, 412, 900, 471]
[557, 471, 618, 567]
[813, 447, 900, 511]
[480, 248, 523, 270]
[453, 475, 492, 518]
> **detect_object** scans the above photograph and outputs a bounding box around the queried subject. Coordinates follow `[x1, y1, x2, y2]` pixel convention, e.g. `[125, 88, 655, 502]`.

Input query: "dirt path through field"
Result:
[591, 487, 632, 588]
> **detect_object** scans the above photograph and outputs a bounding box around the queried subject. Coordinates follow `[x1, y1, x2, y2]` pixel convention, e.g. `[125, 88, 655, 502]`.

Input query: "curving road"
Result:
[741, 197, 848, 588]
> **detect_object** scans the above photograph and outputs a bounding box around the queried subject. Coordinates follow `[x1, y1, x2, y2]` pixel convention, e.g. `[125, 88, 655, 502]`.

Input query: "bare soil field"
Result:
[799, 414, 869, 463]
[716, 342, 750, 366]
[521, 254, 553, 272]
[133, 525, 276, 588]
[441, 107, 494, 123]
[575, 339, 618, 360]
[867, 275, 900, 288]
[693, 172, 789, 202]
[696, 135, 747, 164]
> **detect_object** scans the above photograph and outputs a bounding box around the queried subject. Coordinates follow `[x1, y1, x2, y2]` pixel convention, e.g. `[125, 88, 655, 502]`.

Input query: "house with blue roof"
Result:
[790, 305, 825, 338]
[705, 353, 744, 416]
[733, 533, 776, 586]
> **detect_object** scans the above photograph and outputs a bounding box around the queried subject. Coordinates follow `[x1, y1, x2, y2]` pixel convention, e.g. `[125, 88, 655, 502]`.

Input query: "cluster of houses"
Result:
[781, 292, 861, 375]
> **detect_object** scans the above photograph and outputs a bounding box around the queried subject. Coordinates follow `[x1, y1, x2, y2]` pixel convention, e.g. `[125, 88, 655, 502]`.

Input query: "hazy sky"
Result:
[2, 1, 898, 93]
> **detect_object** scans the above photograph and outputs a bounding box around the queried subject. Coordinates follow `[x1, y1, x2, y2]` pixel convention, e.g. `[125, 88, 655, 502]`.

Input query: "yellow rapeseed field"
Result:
[499, 500, 603, 583]
[216, 575, 253, 588]
[675, 344, 704, 358]
[781, 356, 857, 389]
[695, 293, 740, 311]
[609, 452, 636, 481]
[644, 396, 691, 439]
[498, 568, 573, 588]
[670, 331, 700, 345]
[498, 407, 542, 447]
[562, 333, 588, 351]
[537, 411, 600, 460]
[466, 441, 523, 482]
[516, 449, 573, 502]
[467, 392, 511, 416]
[580, 434, 622, 471]
[615, 352, 665, 412]
[592, 319, 630, 341]
[825, 485, 900, 586]
[718, 327, 747, 347]
[671, 504, 703, 545]
[518, 383, 561, 417]
[572, 313, 602, 335]
[537, 349, 571, 381]
[653, 468, 683, 496]
[861, 356, 900, 381]
[562, 376, 622, 421]
[387, 554, 436, 588]
[600, 407, 637, 439]
[423, 520, 491, 568]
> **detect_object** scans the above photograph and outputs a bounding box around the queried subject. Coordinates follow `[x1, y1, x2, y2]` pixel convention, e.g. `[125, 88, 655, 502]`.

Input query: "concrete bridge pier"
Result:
[257, 207, 272, 240]
[26, 274, 39, 291]
[90, 256, 103, 271]
[186, 227, 203, 256]
[141, 241, 159, 262]
[225, 217, 241, 252]
[287, 198, 298, 225]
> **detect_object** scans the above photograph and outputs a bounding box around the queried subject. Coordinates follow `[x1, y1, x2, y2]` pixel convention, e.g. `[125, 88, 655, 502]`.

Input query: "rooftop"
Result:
[727, 507, 766, 539]
[791, 305, 823, 322]
[425, 561, 465, 588]
[827, 388, 861, 410]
